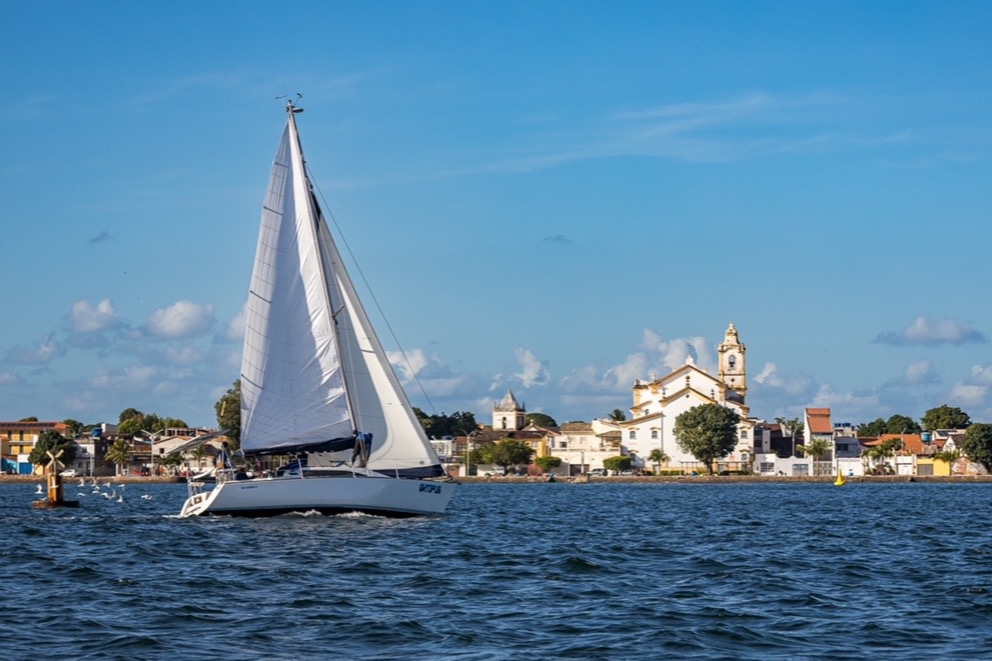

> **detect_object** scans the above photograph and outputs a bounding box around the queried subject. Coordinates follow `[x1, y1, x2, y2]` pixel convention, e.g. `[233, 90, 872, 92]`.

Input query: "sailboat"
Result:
[179, 102, 456, 517]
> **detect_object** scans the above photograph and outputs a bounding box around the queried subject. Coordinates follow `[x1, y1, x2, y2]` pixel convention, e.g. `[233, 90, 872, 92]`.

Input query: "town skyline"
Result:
[3, 2, 991, 427]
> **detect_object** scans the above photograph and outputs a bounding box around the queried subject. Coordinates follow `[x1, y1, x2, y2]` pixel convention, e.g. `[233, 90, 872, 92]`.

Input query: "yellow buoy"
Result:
[834, 469, 846, 487]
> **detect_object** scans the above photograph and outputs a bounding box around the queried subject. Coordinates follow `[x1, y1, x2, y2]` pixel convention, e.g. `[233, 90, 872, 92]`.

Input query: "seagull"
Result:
[79, 477, 85, 486]
[35, 484, 43, 494]
[77, 492, 87, 498]
[116, 494, 124, 503]
[141, 494, 154, 500]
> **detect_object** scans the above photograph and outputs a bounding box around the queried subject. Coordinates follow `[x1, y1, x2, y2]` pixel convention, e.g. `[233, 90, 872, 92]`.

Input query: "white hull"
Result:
[179, 473, 456, 518]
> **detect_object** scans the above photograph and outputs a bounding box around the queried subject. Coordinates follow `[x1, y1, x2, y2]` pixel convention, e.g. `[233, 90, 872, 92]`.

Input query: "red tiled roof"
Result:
[805, 408, 833, 434]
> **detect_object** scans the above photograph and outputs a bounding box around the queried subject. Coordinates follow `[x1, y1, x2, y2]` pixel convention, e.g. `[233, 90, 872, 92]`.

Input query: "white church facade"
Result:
[619, 323, 757, 473]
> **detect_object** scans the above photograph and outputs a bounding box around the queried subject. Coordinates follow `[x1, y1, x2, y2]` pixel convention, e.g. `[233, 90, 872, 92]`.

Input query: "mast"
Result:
[285, 100, 361, 435]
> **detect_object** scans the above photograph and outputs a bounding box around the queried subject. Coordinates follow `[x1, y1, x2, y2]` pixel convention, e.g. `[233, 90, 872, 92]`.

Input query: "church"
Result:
[619, 323, 757, 473]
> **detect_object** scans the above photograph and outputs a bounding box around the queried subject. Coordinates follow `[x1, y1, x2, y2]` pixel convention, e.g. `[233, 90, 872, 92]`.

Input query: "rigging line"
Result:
[306, 166, 439, 416]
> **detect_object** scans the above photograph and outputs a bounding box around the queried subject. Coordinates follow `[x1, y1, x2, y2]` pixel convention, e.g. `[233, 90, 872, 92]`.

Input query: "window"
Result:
[728, 354, 736, 369]
[759, 462, 774, 472]
[740, 429, 748, 438]
[651, 430, 658, 440]
[629, 430, 637, 440]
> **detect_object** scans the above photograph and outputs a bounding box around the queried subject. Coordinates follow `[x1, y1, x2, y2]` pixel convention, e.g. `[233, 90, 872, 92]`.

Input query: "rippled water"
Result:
[3, 481, 992, 660]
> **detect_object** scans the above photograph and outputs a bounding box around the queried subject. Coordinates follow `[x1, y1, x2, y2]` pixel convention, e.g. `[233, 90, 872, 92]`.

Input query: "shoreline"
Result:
[3, 474, 989, 485]
[0, 475, 185, 484]
[457, 474, 992, 484]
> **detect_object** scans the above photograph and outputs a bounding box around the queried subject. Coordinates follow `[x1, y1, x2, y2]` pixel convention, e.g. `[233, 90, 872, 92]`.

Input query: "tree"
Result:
[158, 452, 184, 476]
[648, 448, 669, 473]
[118, 408, 142, 424]
[922, 405, 971, 432]
[673, 404, 740, 474]
[886, 414, 921, 435]
[105, 439, 132, 476]
[962, 423, 992, 472]
[62, 419, 85, 438]
[525, 412, 557, 428]
[609, 409, 626, 422]
[411, 407, 478, 440]
[215, 380, 242, 448]
[19, 416, 38, 422]
[858, 418, 887, 437]
[795, 438, 832, 461]
[29, 430, 77, 468]
[603, 455, 633, 473]
[534, 455, 562, 473]
[486, 439, 534, 471]
[865, 438, 902, 474]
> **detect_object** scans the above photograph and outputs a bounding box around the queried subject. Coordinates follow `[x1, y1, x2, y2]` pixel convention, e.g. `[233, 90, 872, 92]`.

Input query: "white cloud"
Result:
[143, 301, 215, 339]
[165, 345, 203, 366]
[388, 348, 429, 383]
[875, 316, 986, 346]
[950, 383, 988, 407]
[904, 359, 939, 386]
[90, 365, 159, 391]
[71, 298, 120, 332]
[971, 364, 992, 385]
[4, 333, 61, 365]
[751, 362, 816, 396]
[514, 348, 550, 387]
[810, 384, 880, 412]
[0, 370, 17, 385]
[219, 306, 245, 344]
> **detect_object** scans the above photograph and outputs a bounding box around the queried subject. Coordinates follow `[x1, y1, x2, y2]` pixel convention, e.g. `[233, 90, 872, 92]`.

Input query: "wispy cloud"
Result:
[514, 348, 550, 388]
[875, 316, 987, 347]
[88, 231, 113, 244]
[4, 334, 62, 365]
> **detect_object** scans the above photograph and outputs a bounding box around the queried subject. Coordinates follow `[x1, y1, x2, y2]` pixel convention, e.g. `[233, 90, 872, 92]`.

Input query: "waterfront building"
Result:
[492, 390, 526, 431]
[0, 420, 69, 475]
[618, 323, 757, 473]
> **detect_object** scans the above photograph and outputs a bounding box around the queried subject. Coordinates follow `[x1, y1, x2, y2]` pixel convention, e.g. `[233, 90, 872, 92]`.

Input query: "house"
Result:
[802, 408, 835, 475]
[619, 323, 757, 474]
[0, 420, 69, 475]
[546, 420, 620, 475]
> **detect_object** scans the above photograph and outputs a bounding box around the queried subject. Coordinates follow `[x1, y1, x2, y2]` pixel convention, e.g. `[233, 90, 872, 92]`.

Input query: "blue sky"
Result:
[2, 1, 991, 429]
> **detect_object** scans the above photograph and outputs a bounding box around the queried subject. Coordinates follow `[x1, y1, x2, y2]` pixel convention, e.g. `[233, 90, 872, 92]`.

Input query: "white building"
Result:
[492, 390, 526, 432]
[619, 323, 756, 473]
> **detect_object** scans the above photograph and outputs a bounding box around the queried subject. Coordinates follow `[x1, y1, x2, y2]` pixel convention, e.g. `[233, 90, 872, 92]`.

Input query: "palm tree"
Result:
[105, 438, 132, 476]
[865, 438, 902, 474]
[795, 438, 832, 476]
[648, 448, 669, 474]
[609, 409, 626, 422]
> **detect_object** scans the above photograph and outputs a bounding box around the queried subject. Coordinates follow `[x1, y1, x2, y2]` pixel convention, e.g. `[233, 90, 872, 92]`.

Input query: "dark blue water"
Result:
[3, 481, 992, 660]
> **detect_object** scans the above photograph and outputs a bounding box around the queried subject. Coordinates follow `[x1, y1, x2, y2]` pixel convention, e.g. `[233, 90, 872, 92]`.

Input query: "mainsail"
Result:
[240, 105, 442, 476]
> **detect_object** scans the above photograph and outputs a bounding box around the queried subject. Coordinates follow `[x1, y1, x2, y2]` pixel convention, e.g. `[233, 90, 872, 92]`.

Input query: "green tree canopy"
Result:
[118, 412, 188, 438]
[648, 448, 669, 469]
[411, 408, 478, 439]
[525, 412, 557, 428]
[534, 455, 562, 472]
[858, 418, 888, 437]
[62, 419, 85, 438]
[215, 380, 242, 448]
[962, 423, 992, 472]
[603, 455, 633, 472]
[609, 409, 626, 422]
[29, 430, 77, 468]
[118, 408, 142, 424]
[796, 438, 832, 461]
[922, 405, 971, 431]
[105, 439, 132, 475]
[485, 439, 534, 470]
[19, 416, 39, 422]
[673, 404, 741, 474]
[886, 414, 921, 435]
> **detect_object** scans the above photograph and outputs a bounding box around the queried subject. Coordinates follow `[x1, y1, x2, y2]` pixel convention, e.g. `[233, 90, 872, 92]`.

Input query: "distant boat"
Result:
[179, 102, 456, 518]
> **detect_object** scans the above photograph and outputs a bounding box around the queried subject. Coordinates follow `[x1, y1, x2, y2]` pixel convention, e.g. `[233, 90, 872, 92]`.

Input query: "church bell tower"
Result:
[718, 323, 747, 402]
